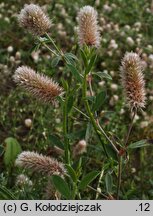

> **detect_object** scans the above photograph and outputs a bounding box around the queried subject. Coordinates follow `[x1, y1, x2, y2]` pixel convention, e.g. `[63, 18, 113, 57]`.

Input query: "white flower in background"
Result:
[103, 4, 112, 13]
[109, 39, 118, 49]
[124, 25, 130, 30]
[15, 51, 21, 60]
[110, 83, 118, 91]
[98, 80, 105, 87]
[126, 37, 134, 46]
[7, 46, 14, 53]
[24, 118, 32, 128]
[148, 54, 153, 62]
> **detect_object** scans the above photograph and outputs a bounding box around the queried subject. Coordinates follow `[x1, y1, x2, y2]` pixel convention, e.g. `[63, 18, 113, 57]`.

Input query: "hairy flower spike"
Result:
[15, 151, 66, 176]
[73, 140, 87, 158]
[77, 6, 100, 47]
[120, 52, 146, 110]
[18, 4, 52, 36]
[13, 66, 63, 104]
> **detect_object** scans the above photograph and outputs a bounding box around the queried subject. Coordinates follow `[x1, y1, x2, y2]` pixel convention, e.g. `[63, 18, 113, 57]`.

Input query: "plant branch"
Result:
[63, 95, 70, 165]
[88, 73, 119, 154]
[125, 109, 137, 147]
[116, 108, 137, 199]
[116, 155, 122, 199]
[82, 73, 109, 158]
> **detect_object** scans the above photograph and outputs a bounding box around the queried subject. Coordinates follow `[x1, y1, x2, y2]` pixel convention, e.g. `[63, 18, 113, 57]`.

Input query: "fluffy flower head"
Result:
[77, 6, 100, 47]
[18, 4, 52, 36]
[120, 52, 146, 110]
[15, 151, 66, 176]
[13, 66, 63, 104]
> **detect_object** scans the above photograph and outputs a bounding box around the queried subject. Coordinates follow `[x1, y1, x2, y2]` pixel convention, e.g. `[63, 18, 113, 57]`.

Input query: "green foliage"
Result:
[105, 172, 113, 194]
[51, 56, 61, 67]
[128, 140, 150, 149]
[0, 185, 16, 200]
[67, 63, 82, 83]
[52, 175, 71, 199]
[78, 171, 100, 190]
[4, 137, 22, 167]
[93, 90, 107, 111]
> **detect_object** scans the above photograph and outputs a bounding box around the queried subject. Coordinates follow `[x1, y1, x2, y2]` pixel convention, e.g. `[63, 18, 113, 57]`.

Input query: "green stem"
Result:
[73, 106, 90, 119]
[116, 108, 137, 199]
[63, 95, 70, 165]
[125, 109, 137, 147]
[72, 183, 77, 200]
[82, 73, 108, 158]
[116, 156, 122, 199]
[77, 179, 107, 199]
[46, 33, 62, 55]
[37, 37, 58, 56]
[96, 167, 104, 199]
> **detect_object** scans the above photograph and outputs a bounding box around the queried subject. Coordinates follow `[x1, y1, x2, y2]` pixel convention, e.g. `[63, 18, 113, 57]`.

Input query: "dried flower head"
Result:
[73, 139, 87, 157]
[15, 151, 66, 176]
[13, 66, 63, 104]
[18, 4, 52, 36]
[120, 52, 146, 110]
[77, 6, 100, 47]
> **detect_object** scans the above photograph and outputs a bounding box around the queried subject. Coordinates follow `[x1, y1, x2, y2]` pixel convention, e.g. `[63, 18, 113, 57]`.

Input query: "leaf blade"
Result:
[52, 175, 71, 199]
[78, 170, 100, 190]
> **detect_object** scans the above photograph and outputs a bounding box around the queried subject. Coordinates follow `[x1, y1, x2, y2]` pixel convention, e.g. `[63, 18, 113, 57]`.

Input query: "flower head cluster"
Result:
[15, 151, 66, 176]
[77, 6, 100, 47]
[120, 52, 146, 110]
[18, 4, 52, 36]
[13, 66, 63, 104]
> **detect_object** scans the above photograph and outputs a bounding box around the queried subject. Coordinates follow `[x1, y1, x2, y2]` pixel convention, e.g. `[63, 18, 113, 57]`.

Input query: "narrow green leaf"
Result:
[0, 185, 16, 200]
[80, 49, 88, 67]
[78, 171, 100, 190]
[49, 135, 64, 150]
[85, 54, 97, 74]
[65, 164, 77, 183]
[104, 144, 118, 161]
[86, 95, 95, 103]
[93, 90, 107, 111]
[51, 56, 61, 67]
[95, 71, 112, 80]
[65, 53, 78, 61]
[52, 175, 71, 199]
[105, 173, 113, 194]
[61, 78, 69, 91]
[85, 123, 92, 143]
[67, 64, 82, 83]
[4, 137, 22, 167]
[39, 37, 50, 43]
[30, 43, 41, 53]
[128, 139, 150, 149]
